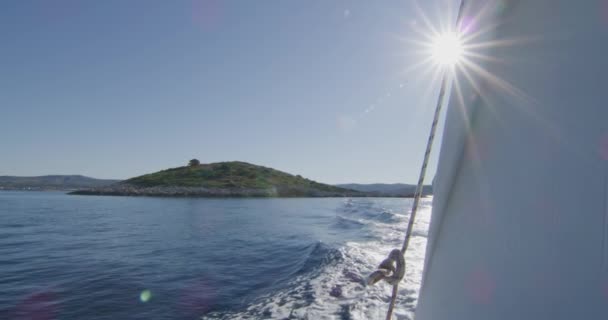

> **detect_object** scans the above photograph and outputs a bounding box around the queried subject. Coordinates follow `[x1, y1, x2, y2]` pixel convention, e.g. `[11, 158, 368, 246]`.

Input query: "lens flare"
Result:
[430, 32, 464, 66]
[140, 290, 152, 303]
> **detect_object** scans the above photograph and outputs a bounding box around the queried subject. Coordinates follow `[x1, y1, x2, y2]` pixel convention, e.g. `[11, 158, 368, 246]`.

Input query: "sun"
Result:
[430, 32, 464, 66]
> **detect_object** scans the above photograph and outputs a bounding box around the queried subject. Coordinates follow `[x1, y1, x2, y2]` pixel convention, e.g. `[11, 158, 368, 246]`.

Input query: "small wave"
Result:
[337, 200, 405, 225]
[203, 243, 421, 320]
[203, 198, 432, 320]
[291, 242, 344, 278]
[333, 216, 366, 230]
[375, 210, 400, 223]
[338, 199, 376, 214]
[202, 243, 426, 320]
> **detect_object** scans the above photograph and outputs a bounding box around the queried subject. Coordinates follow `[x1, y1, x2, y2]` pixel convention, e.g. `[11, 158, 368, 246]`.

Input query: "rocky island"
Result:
[70, 161, 364, 198]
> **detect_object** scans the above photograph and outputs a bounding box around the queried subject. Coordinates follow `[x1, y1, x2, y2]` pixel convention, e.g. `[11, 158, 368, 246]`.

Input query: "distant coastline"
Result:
[69, 184, 365, 198]
[0, 175, 118, 191]
[2, 162, 432, 198]
[335, 183, 432, 198]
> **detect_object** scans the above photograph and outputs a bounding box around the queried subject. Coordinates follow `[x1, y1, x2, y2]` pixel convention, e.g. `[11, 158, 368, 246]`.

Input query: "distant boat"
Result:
[415, 0, 608, 319]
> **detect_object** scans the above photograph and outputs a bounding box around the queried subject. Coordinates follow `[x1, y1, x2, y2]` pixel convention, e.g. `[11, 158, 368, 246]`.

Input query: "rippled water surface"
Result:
[0, 191, 432, 319]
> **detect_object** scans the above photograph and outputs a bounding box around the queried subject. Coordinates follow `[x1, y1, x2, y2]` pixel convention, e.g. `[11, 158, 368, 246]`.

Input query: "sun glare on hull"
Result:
[431, 32, 463, 66]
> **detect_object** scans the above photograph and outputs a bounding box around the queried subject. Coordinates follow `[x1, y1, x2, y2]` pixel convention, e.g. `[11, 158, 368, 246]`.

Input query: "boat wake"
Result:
[203, 198, 432, 320]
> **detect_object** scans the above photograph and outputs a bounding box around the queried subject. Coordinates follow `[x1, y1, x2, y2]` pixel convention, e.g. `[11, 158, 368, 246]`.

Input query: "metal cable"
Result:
[379, 1, 466, 319]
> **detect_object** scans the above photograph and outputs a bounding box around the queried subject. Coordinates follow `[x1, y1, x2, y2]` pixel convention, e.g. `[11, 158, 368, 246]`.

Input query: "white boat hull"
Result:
[415, 0, 608, 319]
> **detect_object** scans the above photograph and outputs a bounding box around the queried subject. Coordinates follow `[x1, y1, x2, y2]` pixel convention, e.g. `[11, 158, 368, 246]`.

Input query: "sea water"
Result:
[0, 191, 431, 319]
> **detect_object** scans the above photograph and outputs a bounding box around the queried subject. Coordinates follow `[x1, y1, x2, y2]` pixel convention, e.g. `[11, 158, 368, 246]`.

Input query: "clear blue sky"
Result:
[1, 0, 458, 184]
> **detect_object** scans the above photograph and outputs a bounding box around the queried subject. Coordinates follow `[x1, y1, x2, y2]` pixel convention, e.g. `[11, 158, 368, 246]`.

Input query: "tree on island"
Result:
[188, 159, 200, 167]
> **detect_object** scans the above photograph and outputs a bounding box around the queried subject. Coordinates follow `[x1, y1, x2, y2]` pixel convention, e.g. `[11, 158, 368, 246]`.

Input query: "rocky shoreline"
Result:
[69, 183, 367, 198]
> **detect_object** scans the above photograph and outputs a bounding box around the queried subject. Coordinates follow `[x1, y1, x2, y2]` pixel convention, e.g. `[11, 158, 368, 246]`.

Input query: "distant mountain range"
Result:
[335, 183, 432, 197]
[0, 175, 119, 190]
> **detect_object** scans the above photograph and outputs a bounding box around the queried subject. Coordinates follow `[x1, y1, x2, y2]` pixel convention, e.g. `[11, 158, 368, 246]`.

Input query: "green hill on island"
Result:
[71, 161, 363, 197]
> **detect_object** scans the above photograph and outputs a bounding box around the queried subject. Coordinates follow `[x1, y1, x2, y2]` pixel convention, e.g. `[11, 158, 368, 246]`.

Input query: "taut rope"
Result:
[367, 2, 466, 319]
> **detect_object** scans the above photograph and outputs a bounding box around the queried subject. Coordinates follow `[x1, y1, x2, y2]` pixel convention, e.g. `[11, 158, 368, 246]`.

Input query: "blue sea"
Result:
[0, 191, 432, 320]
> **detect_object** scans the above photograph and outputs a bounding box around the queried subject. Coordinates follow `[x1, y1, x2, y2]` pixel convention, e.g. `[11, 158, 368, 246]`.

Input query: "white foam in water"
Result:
[203, 198, 433, 320]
